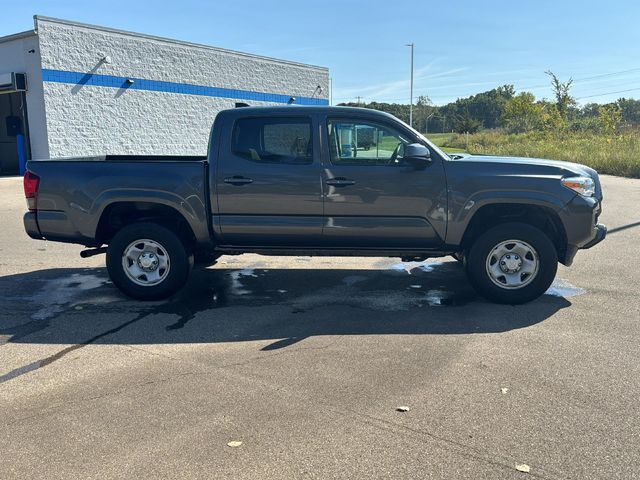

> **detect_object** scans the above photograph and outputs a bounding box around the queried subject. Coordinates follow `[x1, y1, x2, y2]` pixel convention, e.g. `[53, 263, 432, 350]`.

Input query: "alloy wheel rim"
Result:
[122, 239, 170, 286]
[485, 239, 539, 289]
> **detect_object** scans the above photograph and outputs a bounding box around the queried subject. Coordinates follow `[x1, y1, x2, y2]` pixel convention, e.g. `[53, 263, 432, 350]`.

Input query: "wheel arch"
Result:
[459, 203, 569, 264]
[95, 201, 199, 249]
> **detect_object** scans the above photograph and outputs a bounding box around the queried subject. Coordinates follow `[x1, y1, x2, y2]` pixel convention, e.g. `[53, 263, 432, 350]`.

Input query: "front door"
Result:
[216, 114, 323, 246]
[321, 117, 448, 248]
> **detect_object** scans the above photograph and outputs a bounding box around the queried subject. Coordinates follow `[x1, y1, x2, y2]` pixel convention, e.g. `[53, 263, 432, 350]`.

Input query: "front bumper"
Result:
[582, 223, 607, 249]
[559, 193, 606, 265]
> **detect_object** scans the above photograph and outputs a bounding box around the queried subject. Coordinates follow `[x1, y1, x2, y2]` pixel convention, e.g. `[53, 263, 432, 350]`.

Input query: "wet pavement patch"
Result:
[545, 278, 587, 298]
[0, 260, 582, 381]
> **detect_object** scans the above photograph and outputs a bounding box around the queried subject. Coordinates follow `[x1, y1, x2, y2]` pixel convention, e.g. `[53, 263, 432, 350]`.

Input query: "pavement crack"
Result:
[0, 310, 151, 384]
[332, 408, 568, 480]
[1, 370, 207, 428]
[126, 345, 178, 360]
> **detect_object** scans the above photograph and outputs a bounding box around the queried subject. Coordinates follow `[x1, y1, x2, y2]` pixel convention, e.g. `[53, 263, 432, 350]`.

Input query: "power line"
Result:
[575, 67, 640, 82]
[577, 87, 640, 100]
[338, 67, 640, 101]
[334, 67, 640, 104]
[516, 67, 640, 91]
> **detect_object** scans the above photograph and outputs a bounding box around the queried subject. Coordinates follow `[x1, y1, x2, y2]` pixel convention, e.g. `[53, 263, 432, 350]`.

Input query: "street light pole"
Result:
[406, 43, 414, 127]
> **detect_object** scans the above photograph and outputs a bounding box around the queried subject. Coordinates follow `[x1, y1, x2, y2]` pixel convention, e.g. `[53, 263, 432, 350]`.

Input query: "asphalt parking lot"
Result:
[1, 175, 639, 479]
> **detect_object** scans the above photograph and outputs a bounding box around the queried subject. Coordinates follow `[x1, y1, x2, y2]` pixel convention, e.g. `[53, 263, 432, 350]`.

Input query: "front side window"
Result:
[328, 120, 412, 166]
[232, 117, 313, 164]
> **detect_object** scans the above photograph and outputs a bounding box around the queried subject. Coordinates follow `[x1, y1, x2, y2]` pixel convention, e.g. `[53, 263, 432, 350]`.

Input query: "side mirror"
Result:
[404, 143, 431, 168]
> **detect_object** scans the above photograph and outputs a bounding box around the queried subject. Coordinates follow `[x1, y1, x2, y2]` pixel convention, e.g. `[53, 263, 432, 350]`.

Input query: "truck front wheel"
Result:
[465, 222, 558, 304]
[106, 223, 192, 300]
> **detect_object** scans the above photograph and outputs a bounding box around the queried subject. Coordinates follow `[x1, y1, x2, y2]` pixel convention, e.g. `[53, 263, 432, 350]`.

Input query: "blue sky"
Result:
[2, 0, 639, 105]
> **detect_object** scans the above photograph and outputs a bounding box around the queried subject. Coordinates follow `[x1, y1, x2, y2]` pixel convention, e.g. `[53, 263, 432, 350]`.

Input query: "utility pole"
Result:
[425, 112, 435, 134]
[356, 96, 363, 105]
[406, 43, 414, 127]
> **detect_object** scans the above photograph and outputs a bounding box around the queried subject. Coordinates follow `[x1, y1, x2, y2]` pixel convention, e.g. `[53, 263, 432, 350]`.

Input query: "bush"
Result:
[440, 130, 640, 178]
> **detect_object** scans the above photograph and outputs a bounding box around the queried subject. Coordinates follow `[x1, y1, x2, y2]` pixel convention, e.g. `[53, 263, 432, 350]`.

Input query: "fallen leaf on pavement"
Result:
[515, 463, 530, 473]
[501, 387, 509, 394]
[227, 441, 242, 448]
[396, 406, 410, 412]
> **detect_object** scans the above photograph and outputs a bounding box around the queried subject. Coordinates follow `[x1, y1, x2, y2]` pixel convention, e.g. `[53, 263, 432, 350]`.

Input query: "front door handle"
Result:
[326, 177, 356, 187]
[224, 176, 254, 186]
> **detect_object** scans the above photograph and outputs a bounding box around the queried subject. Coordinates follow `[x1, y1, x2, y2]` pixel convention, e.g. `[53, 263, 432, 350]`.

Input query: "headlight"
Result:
[561, 176, 595, 197]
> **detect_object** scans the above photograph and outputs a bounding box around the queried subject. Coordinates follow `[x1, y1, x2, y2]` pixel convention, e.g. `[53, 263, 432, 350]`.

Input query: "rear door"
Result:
[215, 113, 323, 246]
[321, 115, 448, 248]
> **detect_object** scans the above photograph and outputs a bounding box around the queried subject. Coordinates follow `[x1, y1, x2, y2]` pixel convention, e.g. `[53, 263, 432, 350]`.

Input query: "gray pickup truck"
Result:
[23, 106, 606, 303]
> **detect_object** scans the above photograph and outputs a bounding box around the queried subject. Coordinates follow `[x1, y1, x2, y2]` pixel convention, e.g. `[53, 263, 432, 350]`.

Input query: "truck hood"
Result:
[458, 154, 595, 176]
[451, 154, 602, 199]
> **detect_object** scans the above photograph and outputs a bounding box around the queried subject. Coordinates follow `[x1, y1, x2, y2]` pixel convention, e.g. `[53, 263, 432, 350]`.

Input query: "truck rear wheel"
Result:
[465, 222, 557, 304]
[106, 222, 192, 300]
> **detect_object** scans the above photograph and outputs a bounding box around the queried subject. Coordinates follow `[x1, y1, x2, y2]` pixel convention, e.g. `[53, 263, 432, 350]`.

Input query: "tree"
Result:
[413, 95, 434, 133]
[438, 85, 514, 130]
[501, 92, 543, 133]
[545, 70, 576, 119]
[336, 82, 640, 135]
[455, 109, 482, 133]
[616, 98, 640, 127]
[598, 104, 622, 135]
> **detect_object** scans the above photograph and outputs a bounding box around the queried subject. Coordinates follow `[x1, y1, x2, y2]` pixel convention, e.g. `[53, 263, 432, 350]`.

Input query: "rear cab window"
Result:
[232, 117, 313, 165]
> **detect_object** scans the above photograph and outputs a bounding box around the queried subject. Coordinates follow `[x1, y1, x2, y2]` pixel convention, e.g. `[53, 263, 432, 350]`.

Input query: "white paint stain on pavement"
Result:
[545, 278, 586, 298]
[228, 269, 258, 296]
[29, 274, 108, 320]
[389, 262, 446, 274]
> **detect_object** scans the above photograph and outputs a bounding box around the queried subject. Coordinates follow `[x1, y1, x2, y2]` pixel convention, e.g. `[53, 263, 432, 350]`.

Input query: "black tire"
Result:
[465, 222, 558, 304]
[106, 222, 192, 300]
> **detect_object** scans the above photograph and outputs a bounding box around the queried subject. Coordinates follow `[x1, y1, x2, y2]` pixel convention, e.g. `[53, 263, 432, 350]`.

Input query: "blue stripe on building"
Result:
[41, 69, 329, 106]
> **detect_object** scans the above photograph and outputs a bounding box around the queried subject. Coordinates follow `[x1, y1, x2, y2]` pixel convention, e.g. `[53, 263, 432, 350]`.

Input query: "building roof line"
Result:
[33, 15, 329, 72]
[0, 29, 37, 44]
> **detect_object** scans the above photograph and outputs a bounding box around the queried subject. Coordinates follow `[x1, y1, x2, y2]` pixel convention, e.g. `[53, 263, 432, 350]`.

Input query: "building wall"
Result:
[0, 32, 49, 160]
[35, 16, 329, 158]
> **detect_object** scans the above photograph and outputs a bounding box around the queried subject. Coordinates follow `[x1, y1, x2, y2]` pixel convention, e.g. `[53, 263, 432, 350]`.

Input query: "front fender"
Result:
[445, 185, 574, 246]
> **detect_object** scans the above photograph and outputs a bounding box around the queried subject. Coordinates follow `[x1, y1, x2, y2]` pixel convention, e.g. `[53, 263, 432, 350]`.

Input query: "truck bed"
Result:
[24, 157, 211, 247]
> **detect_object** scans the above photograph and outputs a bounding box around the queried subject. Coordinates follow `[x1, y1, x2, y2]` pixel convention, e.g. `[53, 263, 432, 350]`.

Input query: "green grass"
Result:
[424, 133, 466, 153]
[425, 133, 457, 144]
[435, 130, 640, 178]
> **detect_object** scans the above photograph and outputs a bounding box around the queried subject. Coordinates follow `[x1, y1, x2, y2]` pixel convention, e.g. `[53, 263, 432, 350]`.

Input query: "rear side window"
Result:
[232, 117, 313, 164]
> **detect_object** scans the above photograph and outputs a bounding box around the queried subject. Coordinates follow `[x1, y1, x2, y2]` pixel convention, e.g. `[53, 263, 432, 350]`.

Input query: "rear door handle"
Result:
[326, 177, 356, 187]
[224, 176, 254, 186]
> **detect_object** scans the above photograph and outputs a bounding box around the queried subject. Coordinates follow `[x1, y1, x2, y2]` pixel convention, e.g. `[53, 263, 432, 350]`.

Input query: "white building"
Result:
[0, 16, 329, 175]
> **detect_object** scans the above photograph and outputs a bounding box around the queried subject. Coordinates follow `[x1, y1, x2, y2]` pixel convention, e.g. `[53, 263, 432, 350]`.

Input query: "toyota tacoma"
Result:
[23, 106, 606, 303]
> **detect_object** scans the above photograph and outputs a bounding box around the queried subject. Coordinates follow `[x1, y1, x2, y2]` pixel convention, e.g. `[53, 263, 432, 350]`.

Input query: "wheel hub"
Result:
[499, 253, 522, 273]
[137, 252, 159, 271]
[485, 239, 540, 290]
[122, 238, 170, 287]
